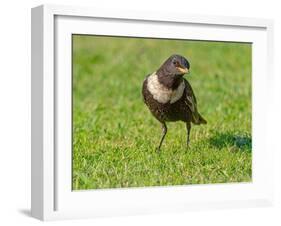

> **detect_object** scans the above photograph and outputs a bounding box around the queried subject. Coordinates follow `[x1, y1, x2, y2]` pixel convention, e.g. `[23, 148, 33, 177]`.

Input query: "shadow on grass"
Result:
[209, 131, 252, 152]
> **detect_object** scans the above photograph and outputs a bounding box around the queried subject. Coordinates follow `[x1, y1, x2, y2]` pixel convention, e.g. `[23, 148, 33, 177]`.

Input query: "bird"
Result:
[142, 54, 207, 151]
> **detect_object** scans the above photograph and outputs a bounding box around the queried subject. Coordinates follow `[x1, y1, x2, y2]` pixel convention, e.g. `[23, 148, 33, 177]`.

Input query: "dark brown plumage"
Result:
[142, 54, 206, 151]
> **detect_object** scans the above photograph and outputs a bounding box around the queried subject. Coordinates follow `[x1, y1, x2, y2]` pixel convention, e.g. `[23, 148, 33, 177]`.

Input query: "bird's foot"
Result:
[156, 146, 161, 153]
[186, 140, 190, 149]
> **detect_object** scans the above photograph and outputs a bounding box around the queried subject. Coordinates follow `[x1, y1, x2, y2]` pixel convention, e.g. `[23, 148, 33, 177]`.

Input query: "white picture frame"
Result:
[31, 4, 274, 221]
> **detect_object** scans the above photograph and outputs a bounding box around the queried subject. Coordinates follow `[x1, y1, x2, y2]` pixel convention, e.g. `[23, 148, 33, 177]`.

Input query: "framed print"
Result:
[31, 4, 274, 221]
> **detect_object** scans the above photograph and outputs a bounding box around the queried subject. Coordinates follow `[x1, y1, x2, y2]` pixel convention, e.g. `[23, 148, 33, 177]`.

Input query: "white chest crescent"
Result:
[147, 72, 185, 104]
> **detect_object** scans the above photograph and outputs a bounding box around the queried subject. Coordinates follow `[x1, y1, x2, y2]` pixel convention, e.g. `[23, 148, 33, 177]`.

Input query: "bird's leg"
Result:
[157, 122, 167, 152]
[186, 122, 191, 147]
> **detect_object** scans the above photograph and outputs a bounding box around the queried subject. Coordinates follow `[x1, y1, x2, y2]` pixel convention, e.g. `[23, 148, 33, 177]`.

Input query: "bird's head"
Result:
[158, 54, 190, 76]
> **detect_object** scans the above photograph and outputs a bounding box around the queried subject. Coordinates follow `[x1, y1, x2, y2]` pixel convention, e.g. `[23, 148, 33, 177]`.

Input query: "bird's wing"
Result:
[183, 79, 202, 124]
[184, 79, 197, 110]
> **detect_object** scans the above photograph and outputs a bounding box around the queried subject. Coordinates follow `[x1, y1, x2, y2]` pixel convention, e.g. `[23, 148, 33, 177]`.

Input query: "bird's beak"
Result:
[176, 67, 189, 74]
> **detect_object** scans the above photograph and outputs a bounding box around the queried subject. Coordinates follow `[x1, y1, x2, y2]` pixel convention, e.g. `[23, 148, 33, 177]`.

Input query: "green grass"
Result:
[72, 35, 252, 190]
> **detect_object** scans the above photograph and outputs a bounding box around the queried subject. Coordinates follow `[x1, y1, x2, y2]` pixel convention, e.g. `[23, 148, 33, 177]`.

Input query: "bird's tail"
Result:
[192, 112, 207, 125]
[198, 114, 207, 124]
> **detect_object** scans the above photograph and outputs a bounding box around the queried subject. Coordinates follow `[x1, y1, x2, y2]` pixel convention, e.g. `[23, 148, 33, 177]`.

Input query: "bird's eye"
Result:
[173, 61, 178, 66]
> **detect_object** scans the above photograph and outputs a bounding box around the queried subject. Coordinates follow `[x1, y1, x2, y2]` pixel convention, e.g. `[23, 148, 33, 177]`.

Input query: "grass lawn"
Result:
[72, 35, 252, 190]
